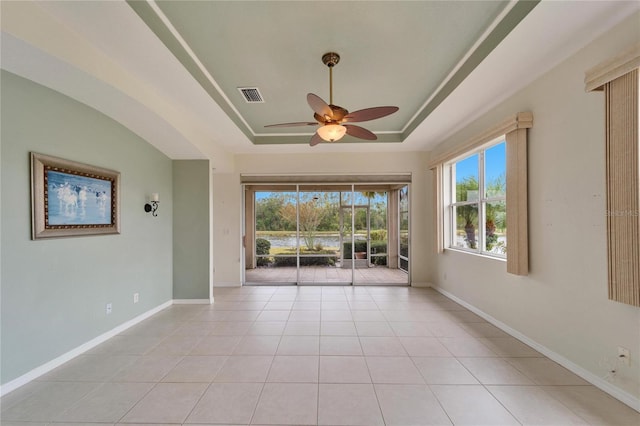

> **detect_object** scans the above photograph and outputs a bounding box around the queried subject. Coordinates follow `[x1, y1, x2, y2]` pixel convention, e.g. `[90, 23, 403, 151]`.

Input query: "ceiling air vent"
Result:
[238, 87, 264, 103]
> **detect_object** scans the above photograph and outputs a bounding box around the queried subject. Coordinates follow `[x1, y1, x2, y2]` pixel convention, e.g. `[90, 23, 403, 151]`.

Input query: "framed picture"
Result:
[31, 152, 121, 239]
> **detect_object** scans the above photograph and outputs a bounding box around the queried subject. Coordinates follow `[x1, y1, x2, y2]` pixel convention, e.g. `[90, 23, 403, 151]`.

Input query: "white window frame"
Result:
[430, 111, 531, 275]
[445, 137, 506, 259]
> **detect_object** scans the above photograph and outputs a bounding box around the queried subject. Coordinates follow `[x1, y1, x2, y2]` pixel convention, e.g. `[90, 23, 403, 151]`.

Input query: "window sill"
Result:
[445, 247, 507, 262]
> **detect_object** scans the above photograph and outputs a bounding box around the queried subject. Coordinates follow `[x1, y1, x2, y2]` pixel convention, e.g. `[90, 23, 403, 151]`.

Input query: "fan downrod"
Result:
[322, 52, 340, 68]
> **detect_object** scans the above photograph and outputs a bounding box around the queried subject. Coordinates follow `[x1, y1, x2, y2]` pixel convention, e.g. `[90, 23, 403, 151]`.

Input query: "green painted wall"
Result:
[0, 71, 174, 385]
[173, 160, 211, 299]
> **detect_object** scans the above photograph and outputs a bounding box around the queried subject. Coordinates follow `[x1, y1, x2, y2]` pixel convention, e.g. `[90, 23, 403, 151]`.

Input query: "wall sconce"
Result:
[144, 193, 159, 217]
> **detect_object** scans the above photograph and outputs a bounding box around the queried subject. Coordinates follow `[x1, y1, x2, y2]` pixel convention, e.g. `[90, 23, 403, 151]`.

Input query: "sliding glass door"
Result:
[399, 185, 410, 273]
[243, 183, 409, 286]
[298, 187, 350, 285]
[351, 187, 400, 285]
[246, 186, 298, 284]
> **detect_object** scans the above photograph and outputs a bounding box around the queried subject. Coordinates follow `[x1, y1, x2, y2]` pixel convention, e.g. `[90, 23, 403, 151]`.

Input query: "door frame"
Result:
[241, 182, 410, 286]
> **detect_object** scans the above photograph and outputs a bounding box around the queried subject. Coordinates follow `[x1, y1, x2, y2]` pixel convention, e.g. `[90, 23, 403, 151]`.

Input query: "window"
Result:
[429, 111, 531, 275]
[448, 139, 506, 257]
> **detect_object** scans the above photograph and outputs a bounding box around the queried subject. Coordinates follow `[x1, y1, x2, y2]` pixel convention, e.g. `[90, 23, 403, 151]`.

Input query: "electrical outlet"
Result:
[618, 346, 630, 366]
[133, 293, 139, 304]
[106, 303, 112, 315]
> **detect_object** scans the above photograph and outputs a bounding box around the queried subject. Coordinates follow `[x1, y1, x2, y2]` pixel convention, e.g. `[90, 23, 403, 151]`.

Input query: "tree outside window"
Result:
[449, 140, 507, 257]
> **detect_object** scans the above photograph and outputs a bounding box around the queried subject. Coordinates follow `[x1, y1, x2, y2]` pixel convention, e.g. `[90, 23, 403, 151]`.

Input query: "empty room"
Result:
[1, 1, 639, 425]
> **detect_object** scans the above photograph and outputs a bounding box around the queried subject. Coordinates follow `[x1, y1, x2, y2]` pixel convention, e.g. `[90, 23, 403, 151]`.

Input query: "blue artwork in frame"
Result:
[46, 171, 113, 226]
[31, 152, 120, 239]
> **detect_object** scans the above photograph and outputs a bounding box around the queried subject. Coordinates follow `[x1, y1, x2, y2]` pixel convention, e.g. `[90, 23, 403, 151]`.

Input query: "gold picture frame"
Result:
[31, 152, 121, 239]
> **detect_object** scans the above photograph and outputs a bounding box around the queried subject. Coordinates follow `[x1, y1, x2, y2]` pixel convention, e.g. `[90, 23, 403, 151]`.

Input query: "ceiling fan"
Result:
[265, 52, 399, 146]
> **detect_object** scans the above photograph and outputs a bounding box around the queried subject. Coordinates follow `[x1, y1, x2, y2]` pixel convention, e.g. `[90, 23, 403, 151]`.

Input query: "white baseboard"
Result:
[0, 300, 173, 397]
[173, 299, 211, 304]
[432, 284, 640, 412]
[410, 282, 431, 288]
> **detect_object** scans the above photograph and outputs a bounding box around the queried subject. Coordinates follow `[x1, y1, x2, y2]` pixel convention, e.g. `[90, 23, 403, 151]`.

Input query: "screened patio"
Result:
[242, 177, 410, 286]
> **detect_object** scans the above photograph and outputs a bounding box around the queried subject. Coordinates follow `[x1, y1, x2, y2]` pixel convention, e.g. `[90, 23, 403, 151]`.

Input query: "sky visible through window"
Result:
[255, 191, 387, 204]
[455, 140, 506, 184]
[485, 141, 506, 184]
[456, 154, 479, 184]
[256, 191, 283, 201]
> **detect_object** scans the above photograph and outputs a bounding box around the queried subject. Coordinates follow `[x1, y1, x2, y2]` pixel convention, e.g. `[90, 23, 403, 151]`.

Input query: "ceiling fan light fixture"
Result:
[317, 123, 346, 142]
[264, 52, 398, 146]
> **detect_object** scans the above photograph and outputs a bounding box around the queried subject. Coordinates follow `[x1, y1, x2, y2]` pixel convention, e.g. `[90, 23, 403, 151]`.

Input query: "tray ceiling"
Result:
[3, 0, 638, 164]
[130, 0, 529, 145]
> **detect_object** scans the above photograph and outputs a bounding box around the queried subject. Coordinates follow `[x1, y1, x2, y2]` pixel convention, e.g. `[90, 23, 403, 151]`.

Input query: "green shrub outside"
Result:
[370, 241, 387, 253]
[256, 238, 271, 266]
[273, 249, 337, 267]
[370, 230, 387, 241]
[370, 241, 388, 266]
[342, 241, 368, 259]
[342, 240, 388, 265]
[257, 237, 389, 267]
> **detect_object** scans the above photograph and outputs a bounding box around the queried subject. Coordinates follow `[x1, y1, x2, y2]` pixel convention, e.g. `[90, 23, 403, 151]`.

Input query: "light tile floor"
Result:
[2, 286, 639, 425]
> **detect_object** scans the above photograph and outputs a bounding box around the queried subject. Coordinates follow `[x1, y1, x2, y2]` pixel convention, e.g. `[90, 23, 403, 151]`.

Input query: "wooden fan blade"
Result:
[343, 106, 399, 123]
[307, 93, 333, 119]
[264, 122, 318, 128]
[309, 132, 323, 146]
[344, 124, 377, 140]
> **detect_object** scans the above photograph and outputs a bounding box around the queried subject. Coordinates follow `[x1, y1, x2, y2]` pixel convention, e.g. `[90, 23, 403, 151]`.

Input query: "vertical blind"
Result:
[586, 45, 640, 307]
[604, 70, 639, 306]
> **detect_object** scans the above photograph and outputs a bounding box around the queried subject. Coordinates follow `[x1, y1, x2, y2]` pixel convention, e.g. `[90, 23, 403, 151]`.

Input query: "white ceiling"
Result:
[1, 1, 638, 172]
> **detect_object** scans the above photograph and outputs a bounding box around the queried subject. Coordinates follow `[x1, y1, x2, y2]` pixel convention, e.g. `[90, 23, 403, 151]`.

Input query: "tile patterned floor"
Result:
[2, 286, 638, 425]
